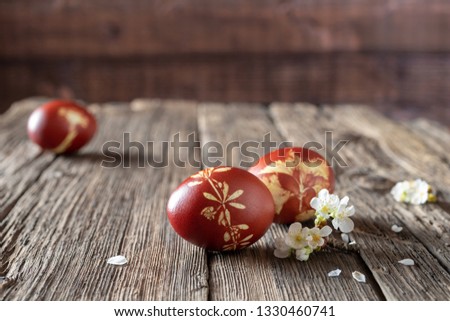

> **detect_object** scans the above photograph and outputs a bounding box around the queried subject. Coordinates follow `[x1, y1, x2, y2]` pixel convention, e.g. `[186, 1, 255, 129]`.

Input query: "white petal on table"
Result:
[341, 233, 349, 244]
[328, 269, 342, 277]
[107, 255, 128, 266]
[391, 224, 403, 233]
[398, 258, 415, 266]
[352, 271, 366, 283]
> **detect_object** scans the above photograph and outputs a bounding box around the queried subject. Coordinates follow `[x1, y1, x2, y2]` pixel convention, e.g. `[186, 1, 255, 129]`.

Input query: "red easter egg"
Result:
[167, 166, 275, 251]
[27, 100, 97, 154]
[249, 147, 334, 224]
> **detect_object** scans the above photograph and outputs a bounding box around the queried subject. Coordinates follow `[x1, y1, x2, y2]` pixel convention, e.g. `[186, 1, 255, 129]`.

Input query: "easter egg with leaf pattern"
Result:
[167, 166, 275, 251]
[249, 147, 334, 224]
[27, 100, 97, 154]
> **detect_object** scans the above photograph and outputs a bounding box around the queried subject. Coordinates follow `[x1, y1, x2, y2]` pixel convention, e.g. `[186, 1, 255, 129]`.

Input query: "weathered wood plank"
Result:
[1, 100, 208, 300]
[403, 119, 450, 166]
[270, 103, 450, 300]
[198, 103, 384, 300]
[0, 99, 56, 251]
[327, 106, 450, 200]
[2, 98, 448, 301]
[1, 0, 449, 58]
[328, 106, 450, 273]
[2, 54, 450, 121]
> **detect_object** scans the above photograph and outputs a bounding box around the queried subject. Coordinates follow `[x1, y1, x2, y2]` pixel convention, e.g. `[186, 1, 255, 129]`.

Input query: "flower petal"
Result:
[295, 249, 310, 261]
[310, 197, 321, 210]
[320, 225, 333, 237]
[341, 233, 349, 244]
[107, 255, 128, 266]
[329, 194, 340, 207]
[318, 189, 329, 199]
[391, 224, 403, 233]
[309, 227, 319, 235]
[316, 238, 325, 247]
[338, 217, 355, 233]
[328, 269, 342, 277]
[274, 248, 291, 259]
[398, 258, 415, 266]
[345, 205, 355, 217]
[340, 196, 349, 206]
[352, 271, 366, 283]
[275, 236, 289, 250]
[288, 222, 303, 235]
[331, 219, 339, 230]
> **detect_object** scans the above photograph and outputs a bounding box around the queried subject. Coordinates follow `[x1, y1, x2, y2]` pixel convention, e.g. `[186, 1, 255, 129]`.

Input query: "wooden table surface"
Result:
[1, 98, 449, 300]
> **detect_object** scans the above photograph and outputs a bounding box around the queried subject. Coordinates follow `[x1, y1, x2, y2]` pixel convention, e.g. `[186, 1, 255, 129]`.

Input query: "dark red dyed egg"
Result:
[167, 166, 275, 251]
[249, 147, 335, 224]
[27, 100, 97, 154]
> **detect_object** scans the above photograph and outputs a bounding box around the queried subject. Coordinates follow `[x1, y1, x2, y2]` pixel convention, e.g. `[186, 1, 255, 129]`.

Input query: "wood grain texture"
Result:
[270, 103, 450, 300]
[403, 119, 450, 162]
[1, 0, 449, 58]
[1, 99, 208, 300]
[198, 103, 384, 300]
[1, 98, 449, 300]
[2, 53, 450, 125]
[0, 98, 55, 248]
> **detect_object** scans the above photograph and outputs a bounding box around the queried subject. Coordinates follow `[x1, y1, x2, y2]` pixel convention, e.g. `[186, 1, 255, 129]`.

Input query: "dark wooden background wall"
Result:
[1, 0, 449, 124]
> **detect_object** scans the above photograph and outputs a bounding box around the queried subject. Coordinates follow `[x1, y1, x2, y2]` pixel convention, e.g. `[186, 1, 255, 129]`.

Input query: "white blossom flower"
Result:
[295, 247, 312, 261]
[331, 197, 355, 233]
[410, 179, 431, 205]
[307, 226, 332, 249]
[390, 180, 412, 203]
[391, 179, 436, 204]
[274, 236, 292, 258]
[285, 222, 309, 249]
[275, 189, 358, 263]
[310, 189, 340, 219]
[328, 269, 342, 277]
